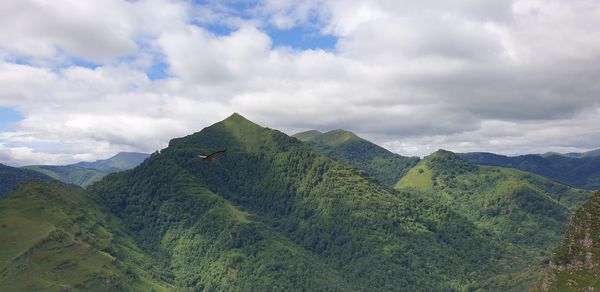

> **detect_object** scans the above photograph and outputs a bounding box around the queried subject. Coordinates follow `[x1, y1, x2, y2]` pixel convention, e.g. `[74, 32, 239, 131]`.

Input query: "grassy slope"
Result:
[0, 181, 172, 291]
[131, 113, 536, 290]
[396, 150, 590, 290]
[23, 165, 107, 188]
[533, 192, 600, 291]
[295, 129, 420, 187]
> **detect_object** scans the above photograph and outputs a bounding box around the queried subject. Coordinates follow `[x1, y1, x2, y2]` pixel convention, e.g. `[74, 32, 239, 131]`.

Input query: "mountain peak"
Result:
[311, 129, 361, 146]
[423, 149, 478, 175]
[292, 130, 323, 142]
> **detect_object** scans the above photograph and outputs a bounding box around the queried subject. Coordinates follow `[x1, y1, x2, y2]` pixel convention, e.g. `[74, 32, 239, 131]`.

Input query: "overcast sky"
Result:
[1, 0, 600, 166]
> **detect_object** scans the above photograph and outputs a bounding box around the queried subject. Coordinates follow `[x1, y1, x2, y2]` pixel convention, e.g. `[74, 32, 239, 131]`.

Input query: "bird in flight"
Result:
[198, 149, 227, 161]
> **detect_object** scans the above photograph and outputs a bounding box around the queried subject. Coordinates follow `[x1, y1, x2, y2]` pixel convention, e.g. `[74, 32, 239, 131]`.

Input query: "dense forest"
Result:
[0, 114, 594, 291]
[294, 129, 419, 187]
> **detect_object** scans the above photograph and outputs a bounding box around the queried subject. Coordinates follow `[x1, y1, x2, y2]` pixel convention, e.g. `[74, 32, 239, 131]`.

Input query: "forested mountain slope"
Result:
[396, 150, 590, 289]
[293, 129, 419, 187]
[92, 114, 558, 290]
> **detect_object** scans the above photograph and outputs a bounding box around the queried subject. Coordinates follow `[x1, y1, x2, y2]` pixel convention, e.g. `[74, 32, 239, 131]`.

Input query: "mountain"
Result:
[23, 152, 150, 188]
[89, 113, 518, 290]
[72, 152, 150, 172]
[22, 165, 106, 188]
[541, 149, 600, 159]
[396, 150, 590, 289]
[533, 191, 600, 291]
[292, 130, 323, 141]
[0, 180, 172, 291]
[460, 152, 600, 190]
[0, 163, 53, 197]
[293, 129, 420, 187]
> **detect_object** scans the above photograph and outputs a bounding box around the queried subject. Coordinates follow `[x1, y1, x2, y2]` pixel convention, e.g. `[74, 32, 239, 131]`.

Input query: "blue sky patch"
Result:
[267, 27, 337, 51]
[0, 107, 24, 131]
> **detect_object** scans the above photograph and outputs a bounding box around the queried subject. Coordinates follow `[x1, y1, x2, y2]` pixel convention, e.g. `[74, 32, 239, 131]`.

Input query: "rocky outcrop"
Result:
[533, 192, 600, 291]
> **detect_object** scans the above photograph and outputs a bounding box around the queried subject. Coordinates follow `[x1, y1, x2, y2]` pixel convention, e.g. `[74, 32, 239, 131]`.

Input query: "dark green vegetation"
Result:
[294, 129, 419, 187]
[534, 191, 600, 291]
[396, 150, 590, 290]
[23, 152, 149, 188]
[0, 181, 172, 291]
[461, 151, 600, 190]
[0, 163, 52, 197]
[89, 114, 580, 290]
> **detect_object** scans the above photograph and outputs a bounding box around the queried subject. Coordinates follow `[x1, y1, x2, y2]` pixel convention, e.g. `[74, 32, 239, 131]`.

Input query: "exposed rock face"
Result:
[533, 192, 600, 291]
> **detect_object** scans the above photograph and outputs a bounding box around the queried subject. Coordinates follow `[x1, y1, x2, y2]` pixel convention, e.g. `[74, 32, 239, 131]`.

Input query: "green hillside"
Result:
[396, 150, 590, 289]
[23, 165, 106, 188]
[0, 163, 53, 197]
[533, 191, 600, 291]
[0, 181, 172, 291]
[294, 129, 419, 187]
[90, 113, 561, 290]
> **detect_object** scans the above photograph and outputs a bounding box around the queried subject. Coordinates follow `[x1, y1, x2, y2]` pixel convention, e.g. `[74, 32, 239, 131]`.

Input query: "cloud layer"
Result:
[1, 0, 599, 165]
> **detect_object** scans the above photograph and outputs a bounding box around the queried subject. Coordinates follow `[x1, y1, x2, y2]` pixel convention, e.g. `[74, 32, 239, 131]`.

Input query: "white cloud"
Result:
[1, 0, 600, 165]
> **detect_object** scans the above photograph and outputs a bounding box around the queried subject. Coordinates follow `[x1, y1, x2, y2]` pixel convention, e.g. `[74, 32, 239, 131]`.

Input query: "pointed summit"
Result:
[168, 113, 295, 151]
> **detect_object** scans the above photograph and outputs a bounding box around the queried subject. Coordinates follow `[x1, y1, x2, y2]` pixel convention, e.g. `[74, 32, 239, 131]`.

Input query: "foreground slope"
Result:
[0, 181, 171, 291]
[534, 191, 600, 291]
[461, 152, 600, 190]
[294, 129, 419, 187]
[93, 113, 545, 290]
[396, 150, 590, 289]
[0, 163, 53, 197]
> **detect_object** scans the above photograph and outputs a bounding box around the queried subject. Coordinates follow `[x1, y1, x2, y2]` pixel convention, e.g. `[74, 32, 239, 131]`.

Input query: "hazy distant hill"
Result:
[396, 150, 590, 289]
[0, 163, 53, 197]
[460, 152, 600, 190]
[541, 149, 600, 159]
[72, 152, 149, 172]
[293, 129, 419, 187]
[23, 152, 149, 188]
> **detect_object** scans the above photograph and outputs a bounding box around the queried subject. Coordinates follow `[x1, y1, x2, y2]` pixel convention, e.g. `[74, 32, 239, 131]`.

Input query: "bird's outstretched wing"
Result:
[199, 149, 227, 161]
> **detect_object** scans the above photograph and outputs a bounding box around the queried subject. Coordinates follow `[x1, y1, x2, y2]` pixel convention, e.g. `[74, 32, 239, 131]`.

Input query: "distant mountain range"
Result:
[22, 152, 149, 188]
[0, 114, 597, 290]
[460, 151, 600, 190]
[0, 163, 54, 197]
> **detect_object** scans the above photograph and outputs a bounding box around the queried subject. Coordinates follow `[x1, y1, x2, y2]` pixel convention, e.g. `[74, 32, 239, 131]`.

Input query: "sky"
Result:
[1, 0, 600, 166]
